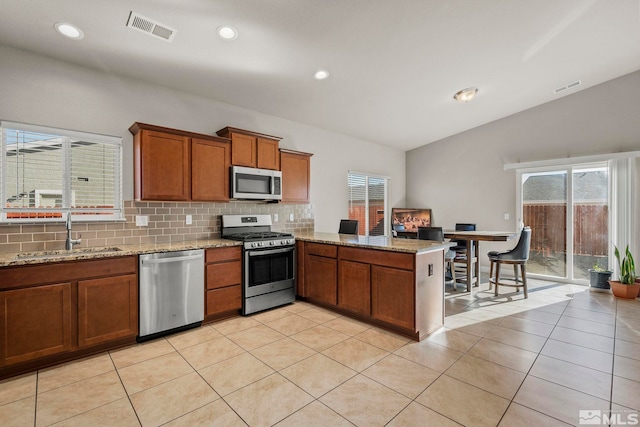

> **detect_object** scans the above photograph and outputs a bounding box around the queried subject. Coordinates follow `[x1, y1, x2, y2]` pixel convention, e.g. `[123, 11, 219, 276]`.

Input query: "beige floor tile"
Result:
[467, 338, 538, 373]
[566, 298, 616, 314]
[562, 306, 616, 325]
[210, 315, 261, 335]
[118, 351, 195, 395]
[284, 301, 315, 314]
[37, 353, 115, 394]
[541, 339, 613, 373]
[362, 354, 440, 399]
[556, 315, 615, 337]
[499, 315, 554, 337]
[320, 375, 411, 427]
[275, 401, 352, 427]
[445, 354, 526, 399]
[130, 372, 219, 427]
[453, 308, 504, 324]
[416, 375, 509, 427]
[227, 324, 286, 351]
[291, 325, 349, 351]
[250, 336, 316, 371]
[322, 338, 389, 372]
[549, 326, 614, 353]
[484, 325, 547, 353]
[0, 372, 36, 406]
[444, 314, 496, 337]
[424, 328, 480, 352]
[165, 325, 222, 350]
[354, 327, 411, 352]
[36, 371, 126, 426]
[530, 355, 611, 400]
[178, 336, 245, 370]
[387, 401, 462, 427]
[225, 374, 314, 427]
[498, 403, 571, 426]
[523, 301, 568, 315]
[612, 375, 640, 410]
[323, 316, 371, 336]
[617, 302, 640, 322]
[511, 308, 561, 325]
[615, 339, 640, 361]
[264, 314, 318, 336]
[614, 355, 640, 382]
[52, 397, 139, 427]
[250, 307, 293, 323]
[394, 340, 463, 372]
[514, 376, 609, 425]
[280, 353, 356, 398]
[109, 338, 175, 369]
[296, 307, 340, 323]
[616, 324, 640, 344]
[164, 398, 246, 426]
[0, 396, 35, 427]
[198, 352, 274, 396]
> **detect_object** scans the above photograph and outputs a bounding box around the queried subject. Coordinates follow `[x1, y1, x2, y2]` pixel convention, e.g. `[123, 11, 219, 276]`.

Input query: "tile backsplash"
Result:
[0, 201, 314, 253]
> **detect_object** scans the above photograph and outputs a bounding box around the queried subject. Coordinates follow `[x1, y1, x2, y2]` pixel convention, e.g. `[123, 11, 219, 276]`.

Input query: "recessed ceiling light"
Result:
[217, 25, 238, 40]
[453, 87, 478, 103]
[54, 22, 84, 40]
[314, 70, 330, 80]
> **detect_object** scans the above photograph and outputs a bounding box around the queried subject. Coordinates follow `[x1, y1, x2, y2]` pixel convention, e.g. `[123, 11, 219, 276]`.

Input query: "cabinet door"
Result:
[338, 260, 371, 315]
[138, 130, 190, 200]
[280, 151, 311, 203]
[77, 274, 138, 348]
[192, 138, 230, 201]
[206, 285, 242, 316]
[371, 266, 415, 330]
[0, 283, 73, 366]
[206, 261, 242, 290]
[230, 133, 257, 167]
[257, 138, 280, 170]
[305, 254, 337, 305]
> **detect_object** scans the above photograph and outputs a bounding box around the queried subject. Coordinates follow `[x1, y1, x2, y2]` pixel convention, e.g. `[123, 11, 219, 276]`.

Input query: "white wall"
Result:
[407, 70, 640, 260]
[0, 45, 405, 233]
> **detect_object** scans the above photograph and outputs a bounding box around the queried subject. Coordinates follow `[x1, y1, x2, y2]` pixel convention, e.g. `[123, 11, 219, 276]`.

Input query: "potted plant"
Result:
[609, 245, 640, 299]
[589, 263, 612, 290]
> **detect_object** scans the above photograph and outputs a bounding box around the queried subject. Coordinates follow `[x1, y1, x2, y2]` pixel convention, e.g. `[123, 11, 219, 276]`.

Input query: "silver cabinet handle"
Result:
[140, 253, 203, 265]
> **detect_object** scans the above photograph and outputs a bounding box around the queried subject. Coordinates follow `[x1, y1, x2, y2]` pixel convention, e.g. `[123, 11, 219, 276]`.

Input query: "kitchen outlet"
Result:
[289, 213, 294, 221]
[273, 214, 279, 222]
[186, 214, 192, 225]
[504, 212, 510, 220]
[135, 215, 148, 226]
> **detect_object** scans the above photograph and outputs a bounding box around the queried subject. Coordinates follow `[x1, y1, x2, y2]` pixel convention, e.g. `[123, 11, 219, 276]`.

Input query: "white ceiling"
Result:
[1, 0, 639, 151]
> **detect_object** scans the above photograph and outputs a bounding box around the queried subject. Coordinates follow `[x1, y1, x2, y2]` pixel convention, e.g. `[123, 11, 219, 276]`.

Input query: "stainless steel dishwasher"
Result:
[138, 249, 204, 341]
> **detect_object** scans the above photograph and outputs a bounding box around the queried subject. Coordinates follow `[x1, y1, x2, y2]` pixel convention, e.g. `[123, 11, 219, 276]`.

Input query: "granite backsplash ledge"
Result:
[0, 201, 314, 253]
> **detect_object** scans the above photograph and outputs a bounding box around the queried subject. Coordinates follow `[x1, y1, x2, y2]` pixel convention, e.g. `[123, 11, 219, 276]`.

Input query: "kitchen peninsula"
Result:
[295, 232, 453, 340]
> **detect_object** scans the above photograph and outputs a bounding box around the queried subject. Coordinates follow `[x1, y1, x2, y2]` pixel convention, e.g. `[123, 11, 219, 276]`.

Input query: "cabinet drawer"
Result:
[206, 261, 242, 290]
[206, 246, 241, 263]
[306, 242, 337, 258]
[206, 285, 242, 315]
[339, 246, 413, 270]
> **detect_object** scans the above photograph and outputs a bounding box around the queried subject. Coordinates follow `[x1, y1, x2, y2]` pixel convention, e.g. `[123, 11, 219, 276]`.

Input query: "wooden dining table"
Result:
[443, 230, 518, 293]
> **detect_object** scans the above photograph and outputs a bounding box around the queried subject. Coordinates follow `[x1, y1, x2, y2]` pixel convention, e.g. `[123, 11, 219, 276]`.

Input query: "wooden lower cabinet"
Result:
[0, 283, 73, 367]
[305, 254, 337, 305]
[77, 274, 138, 348]
[338, 260, 371, 315]
[371, 266, 415, 330]
[205, 247, 242, 319]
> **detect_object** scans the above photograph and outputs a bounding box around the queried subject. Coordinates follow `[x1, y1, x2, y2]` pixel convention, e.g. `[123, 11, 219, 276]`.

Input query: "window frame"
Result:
[347, 170, 390, 237]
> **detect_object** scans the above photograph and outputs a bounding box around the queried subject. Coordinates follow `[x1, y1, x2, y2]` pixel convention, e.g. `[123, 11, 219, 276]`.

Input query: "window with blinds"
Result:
[1, 121, 123, 222]
[348, 171, 390, 236]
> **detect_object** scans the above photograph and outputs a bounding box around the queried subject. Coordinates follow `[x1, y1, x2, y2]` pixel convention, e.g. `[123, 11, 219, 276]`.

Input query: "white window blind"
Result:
[348, 171, 390, 236]
[1, 121, 123, 222]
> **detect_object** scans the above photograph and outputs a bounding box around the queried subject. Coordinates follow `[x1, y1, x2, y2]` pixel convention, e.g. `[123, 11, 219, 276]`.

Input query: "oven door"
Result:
[244, 245, 295, 298]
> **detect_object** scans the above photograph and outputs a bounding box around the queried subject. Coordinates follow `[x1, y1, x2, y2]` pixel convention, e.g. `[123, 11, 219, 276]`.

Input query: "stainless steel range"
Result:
[221, 214, 295, 315]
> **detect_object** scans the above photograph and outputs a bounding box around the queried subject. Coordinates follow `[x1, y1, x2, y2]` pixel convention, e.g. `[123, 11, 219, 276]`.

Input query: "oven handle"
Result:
[247, 247, 294, 257]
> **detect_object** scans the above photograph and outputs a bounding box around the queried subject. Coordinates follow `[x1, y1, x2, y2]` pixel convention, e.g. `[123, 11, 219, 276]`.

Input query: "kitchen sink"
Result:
[15, 247, 123, 260]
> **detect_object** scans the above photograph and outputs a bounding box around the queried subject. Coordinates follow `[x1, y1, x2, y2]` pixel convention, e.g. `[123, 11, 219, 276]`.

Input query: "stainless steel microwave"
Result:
[231, 166, 282, 200]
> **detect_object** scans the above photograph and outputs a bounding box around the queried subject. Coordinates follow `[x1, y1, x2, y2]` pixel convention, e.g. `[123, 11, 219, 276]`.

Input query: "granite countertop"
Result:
[294, 232, 454, 254]
[0, 238, 242, 267]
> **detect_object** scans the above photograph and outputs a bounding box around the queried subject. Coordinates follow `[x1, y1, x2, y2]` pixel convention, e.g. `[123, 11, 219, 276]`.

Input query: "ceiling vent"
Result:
[126, 12, 176, 42]
[554, 80, 581, 94]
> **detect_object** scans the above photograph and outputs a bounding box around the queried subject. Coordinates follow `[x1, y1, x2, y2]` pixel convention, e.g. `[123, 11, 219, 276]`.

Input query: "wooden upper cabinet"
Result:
[129, 123, 231, 202]
[216, 127, 281, 170]
[280, 149, 312, 203]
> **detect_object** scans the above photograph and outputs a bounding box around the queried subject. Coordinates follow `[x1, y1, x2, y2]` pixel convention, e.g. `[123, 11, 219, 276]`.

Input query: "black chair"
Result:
[451, 223, 477, 257]
[451, 223, 477, 290]
[417, 227, 457, 290]
[338, 219, 359, 235]
[488, 227, 532, 298]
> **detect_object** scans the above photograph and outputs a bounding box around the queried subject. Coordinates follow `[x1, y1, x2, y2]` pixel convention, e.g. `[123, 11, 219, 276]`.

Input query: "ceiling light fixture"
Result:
[54, 22, 84, 40]
[314, 70, 330, 80]
[453, 87, 478, 103]
[217, 25, 238, 40]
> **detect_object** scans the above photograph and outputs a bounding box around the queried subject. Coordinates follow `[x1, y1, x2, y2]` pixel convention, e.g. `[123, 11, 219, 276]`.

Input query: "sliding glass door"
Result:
[518, 163, 609, 283]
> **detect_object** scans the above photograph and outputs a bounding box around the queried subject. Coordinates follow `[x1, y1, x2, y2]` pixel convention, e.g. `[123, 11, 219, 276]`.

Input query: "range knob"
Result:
[269, 241, 275, 246]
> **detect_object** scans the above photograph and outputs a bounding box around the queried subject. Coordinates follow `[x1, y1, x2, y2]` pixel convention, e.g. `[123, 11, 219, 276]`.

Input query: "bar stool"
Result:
[417, 227, 458, 291]
[488, 227, 531, 298]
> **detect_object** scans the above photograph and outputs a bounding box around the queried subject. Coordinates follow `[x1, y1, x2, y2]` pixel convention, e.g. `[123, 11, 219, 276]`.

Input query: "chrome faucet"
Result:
[65, 214, 82, 250]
